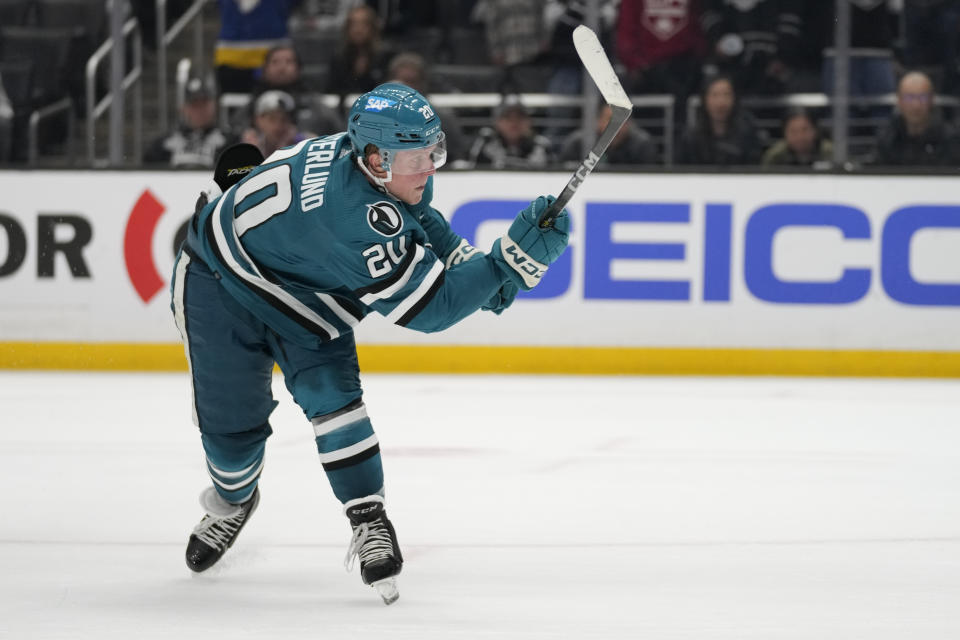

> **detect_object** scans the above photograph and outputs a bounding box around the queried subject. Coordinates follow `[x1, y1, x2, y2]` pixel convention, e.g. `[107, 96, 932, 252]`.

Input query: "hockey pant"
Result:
[170, 247, 384, 504]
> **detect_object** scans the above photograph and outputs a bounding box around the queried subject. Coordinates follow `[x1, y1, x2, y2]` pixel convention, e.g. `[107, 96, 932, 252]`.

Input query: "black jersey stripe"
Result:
[396, 270, 446, 327]
[321, 443, 381, 471]
[206, 214, 334, 341]
[330, 293, 364, 321]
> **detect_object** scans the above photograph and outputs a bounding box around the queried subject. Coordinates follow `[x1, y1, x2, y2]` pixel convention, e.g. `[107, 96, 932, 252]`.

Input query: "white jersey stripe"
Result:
[316, 292, 361, 327]
[318, 434, 379, 464]
[207, 456, 262, 480]
[359, 244, 428, 305]
[385, 260, 445, 324]
[312, 405, 368, 437]
[208, 458, 265, 491]
[172, 252, 199, 428]
[210, 190, 341, 339]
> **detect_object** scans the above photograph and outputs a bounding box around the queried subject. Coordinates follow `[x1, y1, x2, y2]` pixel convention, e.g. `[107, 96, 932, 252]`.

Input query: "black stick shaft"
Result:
[538, 105, 632, 228]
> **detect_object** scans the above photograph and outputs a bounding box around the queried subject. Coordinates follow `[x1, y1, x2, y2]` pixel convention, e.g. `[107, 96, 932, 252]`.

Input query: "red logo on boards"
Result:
[124, 189, 167, 303]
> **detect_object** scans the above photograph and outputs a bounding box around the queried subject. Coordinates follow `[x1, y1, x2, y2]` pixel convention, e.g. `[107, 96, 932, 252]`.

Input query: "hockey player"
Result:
[170, 82, 570, 604]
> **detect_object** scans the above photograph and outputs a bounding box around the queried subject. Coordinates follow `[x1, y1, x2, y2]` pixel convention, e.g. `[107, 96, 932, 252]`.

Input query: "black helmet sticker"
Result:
[366, 201, 403, 237]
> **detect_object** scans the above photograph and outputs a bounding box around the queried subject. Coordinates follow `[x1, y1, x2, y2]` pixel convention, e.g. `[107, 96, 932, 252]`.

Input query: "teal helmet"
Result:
[347, 82, 446, 174]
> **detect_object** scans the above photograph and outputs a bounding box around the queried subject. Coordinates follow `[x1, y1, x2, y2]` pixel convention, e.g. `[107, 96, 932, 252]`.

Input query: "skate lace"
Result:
[192, 510, 243, 552]
[343, 519, 394, 572]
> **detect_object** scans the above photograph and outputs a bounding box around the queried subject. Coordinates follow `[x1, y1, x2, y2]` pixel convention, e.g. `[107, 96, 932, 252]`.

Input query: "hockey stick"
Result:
[213, 143, 265, 191]
[538, 25, 633, 228]
[193, 143, 264, 215]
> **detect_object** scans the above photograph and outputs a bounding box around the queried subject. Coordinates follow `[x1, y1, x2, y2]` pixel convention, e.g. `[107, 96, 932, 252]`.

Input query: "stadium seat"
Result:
[291, 30, 340, 66]
[447, 27, 488, 65]
[35, 0, 105, 61]
[0, 0, 34, 26]
[430, 64, 501, 93]
[0, 26, 81, 107]
[35, 0, 105, 37]
[1, 60, 36, 161]
[0, 60, 33, 111]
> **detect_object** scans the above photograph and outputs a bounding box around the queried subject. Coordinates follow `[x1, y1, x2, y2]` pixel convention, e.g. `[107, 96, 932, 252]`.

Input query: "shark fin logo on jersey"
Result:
[366, 201, 403, 237]
[365, 96, 397, 112]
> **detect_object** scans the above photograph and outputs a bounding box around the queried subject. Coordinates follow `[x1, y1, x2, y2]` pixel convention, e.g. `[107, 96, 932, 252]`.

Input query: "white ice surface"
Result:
[1, 372, 958, 639]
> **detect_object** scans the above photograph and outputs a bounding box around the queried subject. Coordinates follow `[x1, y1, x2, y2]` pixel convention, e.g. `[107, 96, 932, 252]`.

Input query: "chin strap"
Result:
[355, 154, 403, 202]
[355, 155, 393, 190]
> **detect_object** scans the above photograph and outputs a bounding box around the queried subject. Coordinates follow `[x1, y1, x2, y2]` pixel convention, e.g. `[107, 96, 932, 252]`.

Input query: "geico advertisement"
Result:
[0, 170, 958, 350]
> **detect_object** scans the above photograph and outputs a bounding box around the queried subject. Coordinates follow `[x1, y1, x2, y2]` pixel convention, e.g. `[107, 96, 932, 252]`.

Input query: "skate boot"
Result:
[185, 486, 260, 572]
[343, 495, 403, 605]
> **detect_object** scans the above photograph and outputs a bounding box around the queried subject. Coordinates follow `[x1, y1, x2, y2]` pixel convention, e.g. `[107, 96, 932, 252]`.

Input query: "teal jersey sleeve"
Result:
[307, 172, 506, 332]
[407, 177, 479, 268]
[194, 133, 511, 343]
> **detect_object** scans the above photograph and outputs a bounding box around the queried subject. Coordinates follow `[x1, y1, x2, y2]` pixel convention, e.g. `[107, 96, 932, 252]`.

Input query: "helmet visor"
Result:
[385, 133, 447, 175]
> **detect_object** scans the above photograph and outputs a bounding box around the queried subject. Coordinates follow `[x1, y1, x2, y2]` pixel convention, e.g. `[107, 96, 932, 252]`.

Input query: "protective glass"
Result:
[384, 133, 447, 175]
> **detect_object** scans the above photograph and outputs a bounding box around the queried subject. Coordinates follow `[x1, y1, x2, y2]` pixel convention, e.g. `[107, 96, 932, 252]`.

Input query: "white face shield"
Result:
[381, 133, 447, 175]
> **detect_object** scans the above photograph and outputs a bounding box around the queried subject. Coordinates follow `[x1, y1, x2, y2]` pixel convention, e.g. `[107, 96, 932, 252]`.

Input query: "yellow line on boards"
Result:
[1, 342, 959, 377]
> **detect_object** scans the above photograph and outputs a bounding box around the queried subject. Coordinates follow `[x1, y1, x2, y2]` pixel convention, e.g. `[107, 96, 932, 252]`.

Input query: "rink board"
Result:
[0, 170, 958, 375]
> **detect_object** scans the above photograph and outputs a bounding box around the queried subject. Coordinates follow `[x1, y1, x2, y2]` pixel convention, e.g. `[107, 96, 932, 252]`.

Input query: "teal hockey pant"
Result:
[170, 248, 384, 505]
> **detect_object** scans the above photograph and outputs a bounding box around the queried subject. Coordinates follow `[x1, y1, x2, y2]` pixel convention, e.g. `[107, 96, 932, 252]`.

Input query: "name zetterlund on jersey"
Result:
[300, 137, 339, 211]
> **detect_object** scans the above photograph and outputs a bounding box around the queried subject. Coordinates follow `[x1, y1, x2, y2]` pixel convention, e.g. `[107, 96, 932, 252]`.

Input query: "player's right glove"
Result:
[491, 195, 570, 290]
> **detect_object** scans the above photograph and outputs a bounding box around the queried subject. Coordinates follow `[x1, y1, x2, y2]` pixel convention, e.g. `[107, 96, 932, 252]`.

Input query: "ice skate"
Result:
[185, 486, 259, 572]
[343, 495, 403, 605]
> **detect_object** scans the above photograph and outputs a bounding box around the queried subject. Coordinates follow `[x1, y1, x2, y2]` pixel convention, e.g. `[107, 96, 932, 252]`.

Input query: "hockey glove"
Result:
[491, 195, 570, 290]
[481, 281, 520, 315]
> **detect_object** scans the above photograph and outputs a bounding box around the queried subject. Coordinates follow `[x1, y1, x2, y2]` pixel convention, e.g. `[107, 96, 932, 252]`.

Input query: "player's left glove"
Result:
[481, 281, 519, 315]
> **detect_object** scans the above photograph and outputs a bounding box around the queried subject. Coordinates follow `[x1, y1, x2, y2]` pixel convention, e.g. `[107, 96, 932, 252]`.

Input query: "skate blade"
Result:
[372, 577, 399, 605]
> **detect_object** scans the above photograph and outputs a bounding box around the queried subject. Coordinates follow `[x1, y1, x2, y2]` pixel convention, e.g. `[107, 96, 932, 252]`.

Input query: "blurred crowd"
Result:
[3, 0, 960, 171]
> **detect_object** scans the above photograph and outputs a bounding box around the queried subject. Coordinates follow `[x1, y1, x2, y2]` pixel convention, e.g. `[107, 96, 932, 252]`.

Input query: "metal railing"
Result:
[85, 17, 142, 166]
[157, 0, 209, 134]
[219, 92, 676, 165]
[28, 97, 73, 165]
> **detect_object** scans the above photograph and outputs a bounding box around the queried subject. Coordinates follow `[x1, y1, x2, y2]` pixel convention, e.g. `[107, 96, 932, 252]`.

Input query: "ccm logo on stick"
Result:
[450, 201, 960, 306]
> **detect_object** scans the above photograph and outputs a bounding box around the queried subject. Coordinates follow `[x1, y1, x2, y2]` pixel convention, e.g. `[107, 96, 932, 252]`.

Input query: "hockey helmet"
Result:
[347, 82, 446, 175]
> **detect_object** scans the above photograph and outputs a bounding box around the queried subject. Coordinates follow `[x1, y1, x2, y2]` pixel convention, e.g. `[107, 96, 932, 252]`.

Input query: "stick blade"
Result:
[573, 25, 631, 109]
[213, 143, 264, 191]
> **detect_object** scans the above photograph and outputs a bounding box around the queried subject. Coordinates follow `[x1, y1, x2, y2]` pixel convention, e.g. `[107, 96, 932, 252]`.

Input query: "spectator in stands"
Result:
[0, 72, 12, 164]
[467, 96, 554, 169]
[143, 75, 233, 168]
[326, 5, 393, 95]
[473, 0, 547, 92]
[242, 90, 314, 158]
[700, 0, 803, 95]
[542, 0, 619, 138]
[903, 0, 960, 94]
[215, 0, 297, 94]
[761, 107, 832, 167]
[248, 45, 342, 137]
[677, 75, 765, 166]
[874, 71, 960, 167]
[560, 103, 657, 166]
[387, 52, 467, 163]
[818, 1, 897, 100]
[617, 0, 706, 115]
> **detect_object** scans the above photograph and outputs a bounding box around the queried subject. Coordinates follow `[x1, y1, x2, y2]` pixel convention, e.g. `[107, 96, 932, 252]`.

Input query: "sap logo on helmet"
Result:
[365, 96, 397, 112]
[367, 201, 403, 237]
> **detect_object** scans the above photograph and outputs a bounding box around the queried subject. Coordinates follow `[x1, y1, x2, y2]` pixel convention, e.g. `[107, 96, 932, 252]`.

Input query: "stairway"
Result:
[43, 1, 219, 168]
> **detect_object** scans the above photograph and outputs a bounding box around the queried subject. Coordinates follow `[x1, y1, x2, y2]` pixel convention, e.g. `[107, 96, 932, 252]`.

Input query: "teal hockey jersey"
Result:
[186, 133, 509, 349]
